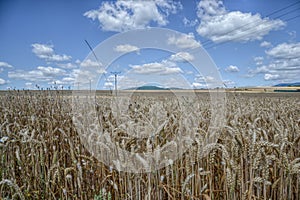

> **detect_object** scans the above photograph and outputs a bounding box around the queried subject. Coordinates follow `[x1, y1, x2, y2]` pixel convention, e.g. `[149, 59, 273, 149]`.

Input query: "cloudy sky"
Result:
[0, 0, 299, 90]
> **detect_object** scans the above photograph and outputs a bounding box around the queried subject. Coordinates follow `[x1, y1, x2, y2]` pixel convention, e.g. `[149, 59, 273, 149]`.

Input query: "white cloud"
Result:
[117, 76, 146, 89]
[37, 66, 65, 76]
[46, 76, 76, 87]
[49, 54, 71, 62]
[61, 77, 75, 83]
[48, 76, 76, 85]
[32, 43, 72, 62]
[69, 67, 106, 86]
[183, 17, 198, 27]
[223, 79, 235, 87]
[104, 82, 114, 89]
[194, 74, 205, 83]
[103, 74, 136, 89]
[225, 65, 239, 72]
[192, 74, 221, 88]
[205, 76, 216, 82]
[169, 52, 194, 62]
[84, 0, 182, 32]
[75, 59, 105, 76]
[254, 56, 264, 65]
[260, 41, 272, 48]
[192, 82, 206, 88]
[9, 70, 42, 82]
[71, 69, 94, 80]
[288, 30, 297, 41]
[251, 65, 269, 74]
[32, 43, 53, 55]
[56, 62, 77, 69]
[197, 0, 226, 17]
[265, 42, 300, 59]
[0, 78, 6, 85]
[114, 44, 139, 53]
[248, 42, 300, 82]
[196, 0, 285, 43]
[167, 32, 201, 49]
[77, 59, 102, 68]
[25, 82, 32, 86]
[8, 66, 66, 82]
[130, 60, 182, 75]
[0, 62, 13, 68]
[264, 73, 280, 81]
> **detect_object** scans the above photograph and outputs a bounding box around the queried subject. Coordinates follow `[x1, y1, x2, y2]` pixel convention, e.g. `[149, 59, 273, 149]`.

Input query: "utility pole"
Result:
[111, 72, 121, 95]
[74, 82, 79, 90]
[89, 79, 92, 93]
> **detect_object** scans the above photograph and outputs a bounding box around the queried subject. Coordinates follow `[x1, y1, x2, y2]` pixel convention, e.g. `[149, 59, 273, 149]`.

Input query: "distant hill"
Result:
[138, 85, 169, 90]
[126, 85, 169, 90]
[126, 85, 183, 90]
[273, 82, 300, 87]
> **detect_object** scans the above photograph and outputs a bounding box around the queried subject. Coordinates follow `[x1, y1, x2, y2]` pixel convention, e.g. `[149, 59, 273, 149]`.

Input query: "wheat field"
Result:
[0, 90, 299, 199]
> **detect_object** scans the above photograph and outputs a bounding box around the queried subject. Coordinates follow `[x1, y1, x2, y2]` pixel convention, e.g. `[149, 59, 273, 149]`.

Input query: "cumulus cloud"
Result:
[0, 62, 13, 68]
[8, 66, 66, 82]
[32, 43, 72, 62]
[130, 60, 182, 75]
[265, 42, 300, 59]
[0, 62, 13, 74]
[248, 42, 300, 82]
[117, 76, 147, 89]
[37, 66, 65, 76]
[183, 17, 198, 27]
[260, 41, 272, 48]
[264, 74, 280, 81]
[69, 67, 107, 86]
[49, 76, 76, 86]
[225, 65, 239, 72]
[0, 78, 6, 85]
[192, 82, 206, 88]
[169, 52, 194, 62]
[196, 0, 285, 43]
[254, 56, 264, 65]
[167, 32, 201, 49]
[121, 50, 193, 82]
[61, 77, 75, 83]
[56, 62, 77, 69]
[77, 59, 102, 68]
[204, 76, 216, 83]
[114, 44, 139, 53]
[25, 82, 33, 88]
[84, 0, 182, 32]
[39, 59, 106, 87]
[192, 74, 222, 88]
[104, 81, 114, 89]
[223, 79, 235, 87]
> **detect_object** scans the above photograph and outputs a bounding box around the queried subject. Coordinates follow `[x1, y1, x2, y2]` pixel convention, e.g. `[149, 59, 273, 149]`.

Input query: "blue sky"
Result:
[0, 0, 299, 90]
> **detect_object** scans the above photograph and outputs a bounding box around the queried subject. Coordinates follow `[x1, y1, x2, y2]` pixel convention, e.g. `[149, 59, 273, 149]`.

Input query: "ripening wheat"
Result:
[0, 90, 299, 199]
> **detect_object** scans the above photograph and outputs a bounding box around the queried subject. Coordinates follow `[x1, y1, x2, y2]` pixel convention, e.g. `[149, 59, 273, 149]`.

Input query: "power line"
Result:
[85, 40, 101, 66]
[205, 12, 300, 50]
[84, 40, 113, 91]
[201, 0, 300, 47]
[144, 1, 300, 64]
[202, 7, 300, 48]
[284, 13, 300, 22]
[85, 2, 300, 90]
